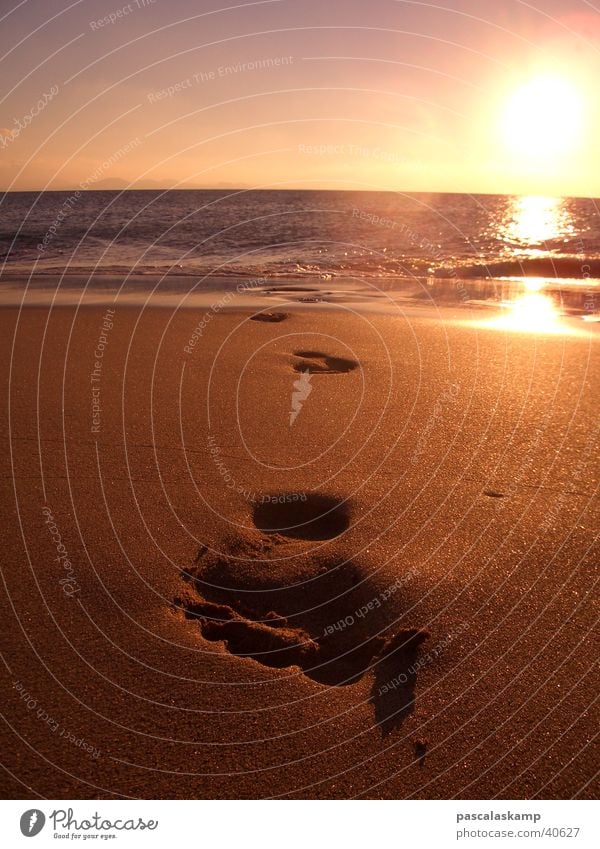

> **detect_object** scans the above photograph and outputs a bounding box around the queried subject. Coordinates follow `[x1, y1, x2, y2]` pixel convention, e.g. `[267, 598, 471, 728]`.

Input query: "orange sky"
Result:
[1, 0, 599, 196]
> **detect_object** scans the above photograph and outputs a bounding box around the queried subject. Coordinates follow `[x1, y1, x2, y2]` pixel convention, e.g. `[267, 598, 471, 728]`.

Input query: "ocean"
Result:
[1, 190, 599, 312]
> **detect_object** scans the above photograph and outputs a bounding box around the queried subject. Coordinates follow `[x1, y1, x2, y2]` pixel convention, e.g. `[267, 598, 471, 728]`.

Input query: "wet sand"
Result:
[0, 294, 598, 799]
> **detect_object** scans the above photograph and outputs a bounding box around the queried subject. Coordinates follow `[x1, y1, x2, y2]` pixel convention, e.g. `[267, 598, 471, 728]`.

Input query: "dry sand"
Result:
[0, 293, 598, 799]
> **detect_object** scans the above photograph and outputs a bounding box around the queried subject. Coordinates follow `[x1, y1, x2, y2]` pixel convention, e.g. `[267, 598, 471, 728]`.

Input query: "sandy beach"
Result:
[0, 287, 597, 800]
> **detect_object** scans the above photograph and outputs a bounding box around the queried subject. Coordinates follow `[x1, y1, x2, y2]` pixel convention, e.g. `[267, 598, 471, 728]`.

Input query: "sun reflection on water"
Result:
[484, 196, 576, 332]
[499, 195, 575, 248]
[454, 195, 594, 335]
[464, 290, 585, 335]
[495, 292, 560, 332]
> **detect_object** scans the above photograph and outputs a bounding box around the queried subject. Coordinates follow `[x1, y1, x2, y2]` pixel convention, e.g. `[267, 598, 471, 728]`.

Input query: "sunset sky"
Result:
[1, 0, 599, 196]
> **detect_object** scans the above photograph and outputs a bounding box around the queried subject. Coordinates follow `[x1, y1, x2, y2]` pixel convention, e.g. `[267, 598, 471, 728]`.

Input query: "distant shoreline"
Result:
[3, 187, 600, 201]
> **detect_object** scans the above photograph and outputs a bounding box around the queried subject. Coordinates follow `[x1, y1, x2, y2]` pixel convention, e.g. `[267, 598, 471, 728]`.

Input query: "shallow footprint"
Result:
[252, 493, 350, 540]
[293, 350, 359, 374]
[250, 312, 288, 323]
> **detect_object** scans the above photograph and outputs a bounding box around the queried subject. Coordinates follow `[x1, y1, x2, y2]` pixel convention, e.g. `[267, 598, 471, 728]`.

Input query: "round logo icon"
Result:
[20, 810, 45, 837]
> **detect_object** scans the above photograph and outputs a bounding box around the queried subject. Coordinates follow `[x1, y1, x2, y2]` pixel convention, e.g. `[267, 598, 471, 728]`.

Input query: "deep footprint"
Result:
[177, 537, 430, 730]
[252, 493, 350, 540]
[180, 596, 427, 689]
[183, 600, 317, 668]
[293, 350, 359, 374]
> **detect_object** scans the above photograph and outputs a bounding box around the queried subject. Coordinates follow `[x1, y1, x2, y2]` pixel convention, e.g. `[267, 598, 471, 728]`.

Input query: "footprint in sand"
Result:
[176, 493, 429, 732]
[252, 493, 350, 540]
[292, 350, 359, 374]
[250, 312, 288, 323]
[182, 595, 426, 692]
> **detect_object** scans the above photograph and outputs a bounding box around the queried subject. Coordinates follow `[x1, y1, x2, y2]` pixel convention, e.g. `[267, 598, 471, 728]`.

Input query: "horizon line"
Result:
[1, 186, 597, 200]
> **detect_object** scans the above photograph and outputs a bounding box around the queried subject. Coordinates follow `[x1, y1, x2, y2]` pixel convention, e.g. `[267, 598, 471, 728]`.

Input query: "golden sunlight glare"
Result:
[501, 75, 584, 160]
[501, 195, 573, 246]
[486, 292, 564, 334]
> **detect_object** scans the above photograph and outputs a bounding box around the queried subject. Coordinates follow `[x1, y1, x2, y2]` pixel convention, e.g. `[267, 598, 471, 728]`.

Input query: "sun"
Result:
[501, 75, 584, 160]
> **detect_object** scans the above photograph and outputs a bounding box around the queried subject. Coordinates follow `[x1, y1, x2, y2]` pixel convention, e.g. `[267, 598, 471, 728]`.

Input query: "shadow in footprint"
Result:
[370, 629, 429, 735]
[250, 312, 288, 323]
[293, 350, 359, 374]
[181, 597, 428, 705]
[266, 286, 319, 293]
[183, 600, 317, 669]
[252, 493, 350, 540]
[177, 534, 429, 733]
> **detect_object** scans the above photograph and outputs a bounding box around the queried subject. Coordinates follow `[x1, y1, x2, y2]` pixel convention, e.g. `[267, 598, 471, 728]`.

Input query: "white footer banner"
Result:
[0, 800, 597, 848]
